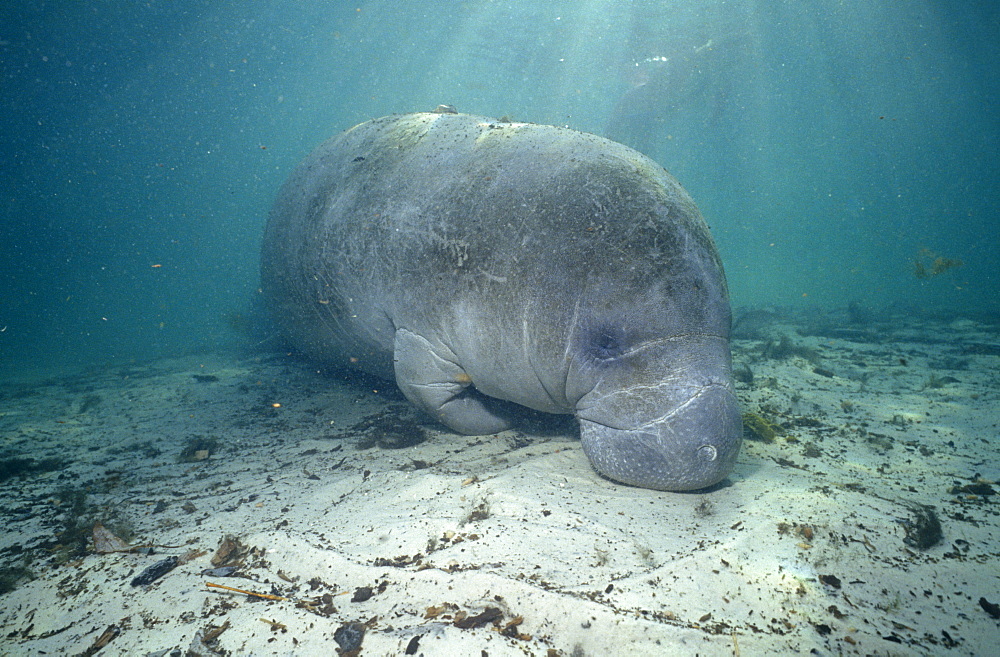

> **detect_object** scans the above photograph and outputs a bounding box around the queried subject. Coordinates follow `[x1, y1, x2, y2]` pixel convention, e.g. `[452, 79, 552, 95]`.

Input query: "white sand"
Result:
[1, 312, 998, 656]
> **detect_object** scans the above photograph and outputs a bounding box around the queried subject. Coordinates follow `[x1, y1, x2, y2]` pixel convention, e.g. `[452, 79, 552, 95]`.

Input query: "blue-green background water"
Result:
[2, 1, 997, 377]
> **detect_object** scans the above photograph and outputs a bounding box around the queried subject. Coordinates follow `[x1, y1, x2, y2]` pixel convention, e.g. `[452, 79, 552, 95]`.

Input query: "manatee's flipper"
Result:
[393, 328, 513, 435]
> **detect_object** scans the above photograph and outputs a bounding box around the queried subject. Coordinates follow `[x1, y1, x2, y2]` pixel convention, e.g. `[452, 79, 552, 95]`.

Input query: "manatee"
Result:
[260, 112, 741, 491]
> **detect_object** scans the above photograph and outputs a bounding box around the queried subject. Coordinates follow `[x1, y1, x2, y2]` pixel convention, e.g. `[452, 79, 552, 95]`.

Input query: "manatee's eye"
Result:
[591, 328, 625, 361]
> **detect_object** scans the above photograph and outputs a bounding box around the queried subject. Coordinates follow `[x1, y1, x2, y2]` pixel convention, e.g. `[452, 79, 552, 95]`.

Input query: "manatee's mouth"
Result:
[577, 384, 742, 491]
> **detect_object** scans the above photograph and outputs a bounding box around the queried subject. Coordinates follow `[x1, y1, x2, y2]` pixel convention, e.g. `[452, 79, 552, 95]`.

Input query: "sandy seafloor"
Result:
[1, 308, 998, 657]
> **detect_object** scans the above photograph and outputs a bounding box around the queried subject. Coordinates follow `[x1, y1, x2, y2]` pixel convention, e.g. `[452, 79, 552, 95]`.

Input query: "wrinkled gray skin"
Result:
[260, 112, 741, 491]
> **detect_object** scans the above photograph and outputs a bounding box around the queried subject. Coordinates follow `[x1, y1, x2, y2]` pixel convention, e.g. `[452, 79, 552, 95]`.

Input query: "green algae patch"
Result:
[742, 411, 782, 443]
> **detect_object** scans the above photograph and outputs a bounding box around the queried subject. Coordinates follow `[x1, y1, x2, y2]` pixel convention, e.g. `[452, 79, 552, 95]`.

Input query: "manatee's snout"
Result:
[579, 383, 742, 491]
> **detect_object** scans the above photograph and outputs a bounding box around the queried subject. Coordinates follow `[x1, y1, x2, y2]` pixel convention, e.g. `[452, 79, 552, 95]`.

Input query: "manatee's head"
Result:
[571, 332, 742, 491]
[562, 247, 742, 492]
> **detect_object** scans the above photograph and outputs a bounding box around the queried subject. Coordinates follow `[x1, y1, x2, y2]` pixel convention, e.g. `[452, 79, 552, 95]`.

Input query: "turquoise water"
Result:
[2, 1, 997, 376]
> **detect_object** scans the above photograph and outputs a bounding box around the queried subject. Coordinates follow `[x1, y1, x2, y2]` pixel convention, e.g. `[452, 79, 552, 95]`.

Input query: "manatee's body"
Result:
[260, 112, 741, 491]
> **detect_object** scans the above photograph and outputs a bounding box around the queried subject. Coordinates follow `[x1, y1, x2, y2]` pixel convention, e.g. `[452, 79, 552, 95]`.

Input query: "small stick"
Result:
[206, 582, 287, 601]
[96, 544, 187, 554]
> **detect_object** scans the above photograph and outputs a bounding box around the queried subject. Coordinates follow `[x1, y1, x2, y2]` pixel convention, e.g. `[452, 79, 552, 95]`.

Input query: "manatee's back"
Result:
[261, 112, 728, 388]
[261, 116, 394, 376]
[260, 113, 484, 377]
